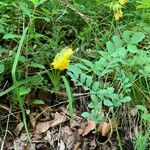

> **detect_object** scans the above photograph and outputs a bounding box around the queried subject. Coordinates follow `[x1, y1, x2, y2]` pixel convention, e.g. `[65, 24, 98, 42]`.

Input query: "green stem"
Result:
[11, 27, 31, 142]
[62, 76, 74, 122]
[112, 108, 123, 150]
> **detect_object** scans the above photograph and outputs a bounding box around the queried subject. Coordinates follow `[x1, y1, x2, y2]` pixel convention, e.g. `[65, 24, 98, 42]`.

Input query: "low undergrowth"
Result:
[0, 0, 150, 149]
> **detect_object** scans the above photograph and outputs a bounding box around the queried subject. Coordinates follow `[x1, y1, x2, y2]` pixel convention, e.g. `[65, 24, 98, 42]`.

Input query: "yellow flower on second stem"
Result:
[51, 48, 73, 71]
[114, 9, 123, 21]
[119, 0, 127, 5]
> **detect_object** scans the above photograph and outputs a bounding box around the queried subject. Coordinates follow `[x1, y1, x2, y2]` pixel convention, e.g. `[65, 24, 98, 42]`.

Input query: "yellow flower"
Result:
[119, 0, 127, 5]
[51, 48, 73, 70]
[114, 9, 123, 21]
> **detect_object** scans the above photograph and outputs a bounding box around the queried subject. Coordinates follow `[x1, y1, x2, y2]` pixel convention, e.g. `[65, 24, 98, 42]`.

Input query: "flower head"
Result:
[119, 0, 127, 5]
[114, 9, 123, 21]
[51, 48, 73, 71]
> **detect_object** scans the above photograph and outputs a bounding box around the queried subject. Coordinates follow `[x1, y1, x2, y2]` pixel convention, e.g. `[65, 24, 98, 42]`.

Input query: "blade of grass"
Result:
[62, 75, 74, 122]
[0, 75, 41, 97]
[11, 27, 31, 142]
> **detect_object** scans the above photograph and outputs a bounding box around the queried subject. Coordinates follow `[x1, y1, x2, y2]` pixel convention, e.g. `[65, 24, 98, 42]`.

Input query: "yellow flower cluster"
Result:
[114, 9, 123, 21]
[119, 0, 127, 5]
[114, 0, 127, 21]
[51, 48, 73, 71]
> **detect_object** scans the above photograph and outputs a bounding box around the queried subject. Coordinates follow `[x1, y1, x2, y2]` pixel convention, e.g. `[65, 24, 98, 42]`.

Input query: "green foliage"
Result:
[32, 99, 45, 105]
[67, 30, 150, 122]
[0, 0, 150, 147]
[134, 105, 150, 150]
[134, 132, 149, 150]
[137, 0, 150, 9]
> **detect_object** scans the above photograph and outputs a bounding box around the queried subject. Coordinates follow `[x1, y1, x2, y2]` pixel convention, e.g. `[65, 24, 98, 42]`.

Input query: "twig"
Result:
[0, 107, 11, 150]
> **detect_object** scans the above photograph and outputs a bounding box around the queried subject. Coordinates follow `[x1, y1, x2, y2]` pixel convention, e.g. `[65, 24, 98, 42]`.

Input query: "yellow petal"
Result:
[119, 0, 127, 5]
[51, 48, 73, 70]
[115, 9, 123, 21]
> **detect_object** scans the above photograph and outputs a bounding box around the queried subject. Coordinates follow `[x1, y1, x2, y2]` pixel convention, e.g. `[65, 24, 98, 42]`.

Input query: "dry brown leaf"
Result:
[90, 138, 97, 150]
[35, 112, 66, 134]
[101, 122, 111, 136]
[59, 140, 65, 150]
[14, 122, 24, 136]
[73, 142, 81, 150]
[78, 128, 84, 135]
[14, 133, 28, 149]
[29, 113, 36, 128]
[130, 108, 138, 117]
[50, 112, 66, 127]
[39, 106, 53, 116]
[35, 121, 51, 134]
[80, 120, 96, 136]
[61, 126, 76, 149]
[70, 116, 82, 129]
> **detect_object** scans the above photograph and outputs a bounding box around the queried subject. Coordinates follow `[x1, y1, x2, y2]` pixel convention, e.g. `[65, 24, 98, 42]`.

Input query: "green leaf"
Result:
[136, 105, 148, 112]
[103, 99, 113, 107]
[86, 76, 93, 87]
[112, 35, 122, 47]
[106, 41, 115, 53]
[3, 33, 20, 40]
[142, 114, 150, 122]
[115, 47, 127, 58]
[123, 30, 130, 43]
[80, 74, 86, 83]
[68, 65, 82, 79]
[130, 32, 145, 44]
[88, 102, 95, 108]
[121, 96, 131, 103]
[94, 102, 102, 110]
[19, 2, 32, 17]
[29, 63, 45, 69]
[0, 63, 5, 74]
[92, 82, 100, 91]
[91, 95, 99, 103]
[19, 56, 27, 62]
[127, 45, 139, 53]
[19, 86, 31, 96]
[32, 99, 45, 105]
[81, 59, 93, 68]
[30, 0, 46, 7]
[76, 64, 89, 71]
[137, 0, 150, 9]
[81, 112, 90, 119]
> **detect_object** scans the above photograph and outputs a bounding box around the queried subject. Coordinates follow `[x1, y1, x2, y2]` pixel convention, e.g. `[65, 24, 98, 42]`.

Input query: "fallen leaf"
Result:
[70, 116, 82, 129]
[59, 140, 65, 150]
[101, 122, 111, 136]
[50, 112, 66, 127]
[44, 130, 54, 147]
[130, 108, 138, 117]
[73, 142, 81, 150]
[29, 113, 37, 128]
[35, 121, 51, 134]
[14, 133, 28, 149]
[79, 120, 96, 136]
[14, 122, 24, 136]
[35, 112, 66, 134]
[89, 138, 97, 149]
[39, 106, 53, 116]
[61, 126, 76, 149]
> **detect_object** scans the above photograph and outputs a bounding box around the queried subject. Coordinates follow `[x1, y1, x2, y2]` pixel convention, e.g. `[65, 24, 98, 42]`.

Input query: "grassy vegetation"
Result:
[0, 0, 150, 149]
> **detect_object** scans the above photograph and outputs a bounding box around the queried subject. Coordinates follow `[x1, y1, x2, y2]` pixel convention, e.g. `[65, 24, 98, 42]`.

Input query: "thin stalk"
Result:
[112, 108, 123, 150]
[62, 76, 74, 122]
